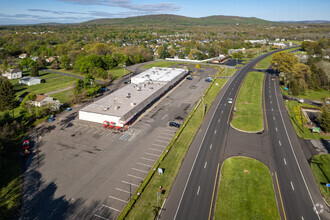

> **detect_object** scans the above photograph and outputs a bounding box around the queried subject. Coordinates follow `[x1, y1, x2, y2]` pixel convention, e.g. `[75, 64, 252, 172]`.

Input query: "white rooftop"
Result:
[131, 67, 184, 84]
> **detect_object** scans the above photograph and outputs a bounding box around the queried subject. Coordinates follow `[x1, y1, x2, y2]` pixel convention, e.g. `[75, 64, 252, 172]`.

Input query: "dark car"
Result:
[124, 79, 131, 84]
[205, 77, 213, 82]
[186, 76, 193, 80]
[169, 122, 181, 128]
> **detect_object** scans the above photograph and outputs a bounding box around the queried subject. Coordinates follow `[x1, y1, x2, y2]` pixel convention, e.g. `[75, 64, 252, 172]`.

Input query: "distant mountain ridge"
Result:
[82, 14, 274, 26]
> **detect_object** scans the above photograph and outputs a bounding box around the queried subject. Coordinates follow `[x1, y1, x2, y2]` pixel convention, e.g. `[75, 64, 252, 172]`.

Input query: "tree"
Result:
[0, 77, 16, 111]
[74, 79, 84, 95]
[318, 105, 330, 133]
[271, 51, 298, 74]
[102, 55, 117, 70]
[59, 55, 71, 70]
[30, 63, 39, 77]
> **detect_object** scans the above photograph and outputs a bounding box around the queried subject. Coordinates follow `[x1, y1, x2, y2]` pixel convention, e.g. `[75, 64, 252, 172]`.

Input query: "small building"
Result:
[31, 56, 39, 62]
[46, 57, 55, 63]
[212, 54, 228, 63]
[32, 94, 61, 110]
[19, 77, 42, 86]
[19, 53, 27, 59]
[2, 69, 22, 79]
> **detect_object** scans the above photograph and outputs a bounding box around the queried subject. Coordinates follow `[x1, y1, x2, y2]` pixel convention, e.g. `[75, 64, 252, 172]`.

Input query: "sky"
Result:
[0, 0, 329, 25]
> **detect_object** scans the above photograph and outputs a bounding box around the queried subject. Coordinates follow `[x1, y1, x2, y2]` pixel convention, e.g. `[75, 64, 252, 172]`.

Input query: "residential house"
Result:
[31, 56, 39, 62]
[33, 94, 61, 110]
[19, 77, 42, 86]
[19, 53, 27, 59]
[46, 57, 55, 63]
[2, 68, 22, 79]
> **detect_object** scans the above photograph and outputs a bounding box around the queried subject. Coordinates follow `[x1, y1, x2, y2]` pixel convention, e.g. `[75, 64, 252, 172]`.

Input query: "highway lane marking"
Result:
[274, 82, 321, 220]
[284, 158, 287, 165]
[210, 144, 212, 149]
[121, 180, 139, 187]
[275, 172, 287, 220]
[145, 152, 161, 157]
[109, 195, 128, 203]
[157, 198, 167, 219]
[141, 157, 155, 162]
[275, 127, 278, 132]
[218, 119, 220, 123]
[214, 129, 217, 134]
[227, 74, 245, 124]
[204, 162, 207, 169]
[272, 108, 273, 111]
[149, 148, 163, 153]
[102, 204, 122, 212]
[208, 163, 220, 220]
[94, 214, 110, 219]
[127, 174, 144, 180]
[290, 181, 295, 191]
[115, 188, 131, 194]
[301, 217, 304, 220]
[224, 103, 226, 106]
[132, 168, 148, 174]
[137, 162, 153, 168]
[273, 116, 275, 120]
[279, 140, 281, 146]
[197, 186, 200, 195]
[262, 75, 268, 131]
[270, 101, 272, 104]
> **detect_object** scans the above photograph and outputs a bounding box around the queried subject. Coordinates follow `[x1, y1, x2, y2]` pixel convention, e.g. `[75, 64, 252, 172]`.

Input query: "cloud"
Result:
[0, 13, 87, 22]
[28, 9, 88, 15]
[57, 0, 180, 12]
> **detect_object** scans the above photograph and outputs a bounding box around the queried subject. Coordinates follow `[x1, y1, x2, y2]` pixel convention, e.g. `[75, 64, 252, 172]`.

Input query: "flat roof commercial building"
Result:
[79, 67, 188, 127]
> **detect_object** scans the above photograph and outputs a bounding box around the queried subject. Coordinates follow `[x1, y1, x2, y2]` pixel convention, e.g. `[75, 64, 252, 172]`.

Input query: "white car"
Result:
[228, 98, 233, 104]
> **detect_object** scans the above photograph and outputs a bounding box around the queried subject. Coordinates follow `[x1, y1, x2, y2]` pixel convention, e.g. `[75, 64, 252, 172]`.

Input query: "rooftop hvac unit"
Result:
[126, 93, 131, 98]
[115, 106, 120, 110]
[136, 87, 141, 91]
[130, 102, 136, 106]
[104, 106, 110, 111]
[149, 87, 153, 90]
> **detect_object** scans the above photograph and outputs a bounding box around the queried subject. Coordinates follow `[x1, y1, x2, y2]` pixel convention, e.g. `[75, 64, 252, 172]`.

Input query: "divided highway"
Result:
[160, 47, 328, 220]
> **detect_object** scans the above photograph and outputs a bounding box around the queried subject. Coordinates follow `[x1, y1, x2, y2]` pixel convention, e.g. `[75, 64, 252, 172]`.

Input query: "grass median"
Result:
[255, 55, 273, 69]
[311, 154, 330, 204]
[215, 157, 280, 220]
[231, 71, 264, 132]
[121, 78, 228, 219]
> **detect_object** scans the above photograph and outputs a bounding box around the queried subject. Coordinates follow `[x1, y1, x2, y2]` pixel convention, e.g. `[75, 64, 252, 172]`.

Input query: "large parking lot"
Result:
[21, 65, 218, 219]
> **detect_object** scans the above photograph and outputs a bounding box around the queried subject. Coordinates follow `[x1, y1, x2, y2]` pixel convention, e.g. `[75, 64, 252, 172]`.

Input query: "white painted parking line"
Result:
[75, 125, 86, 131]
[161, 132, 174, 136]
[197, 186, 200, 195]
[127, 174, 144, 180]
[132, 168, 149, 174]
[152, 143, 166, 148]
[115, 188, 131, 194]
[85, 128, 94, 134]
[158, 136, 172, 140]
[137, 162, 153, 168]
[290, 181, 295, 191]
[121, 180, 139, 187]
[149, 148, 163, 153]
[80, 126, 89, 132]
[94, 214, 110, 220]
[99, 130, 107, 136]
[145, 152, 160, 157]
[93, 129, 100, 134]
[155, 139, 169, 144]
[102, 204, 121, 212]
[109, 195, 128, 203]
[141, 157, 155, 162]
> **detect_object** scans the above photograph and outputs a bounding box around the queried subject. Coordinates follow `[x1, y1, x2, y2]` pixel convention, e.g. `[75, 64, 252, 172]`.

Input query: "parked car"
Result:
[169, 122, 181, 128]
[205, 77, 213, 82]
[186, 76, 193, 80]
[124, 79, 131, 84]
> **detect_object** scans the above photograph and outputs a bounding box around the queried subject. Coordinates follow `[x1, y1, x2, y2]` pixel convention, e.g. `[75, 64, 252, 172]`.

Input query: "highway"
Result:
[159, 47, 329, 220]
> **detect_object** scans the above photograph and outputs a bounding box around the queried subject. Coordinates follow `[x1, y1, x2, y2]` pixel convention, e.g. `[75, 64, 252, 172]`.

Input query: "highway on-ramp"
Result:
[160, 47, 329, 220]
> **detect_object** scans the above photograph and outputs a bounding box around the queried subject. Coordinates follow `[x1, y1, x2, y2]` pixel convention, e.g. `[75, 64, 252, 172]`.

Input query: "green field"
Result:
[11, 71, 77, 97]
[108, 67, 131, 80]
[231, 72, 264, 132]
[311, 154, 330, 204]
[122, 78, 228, 219]
[215, 157, 280, 220]
[281, 86, 330, 102]
[284, 100, 330, 139]
[142, 61, 184, 69]
[50, 89, 75, 104]
[255, 55, 273, 69]
[217, 67, 236, 77]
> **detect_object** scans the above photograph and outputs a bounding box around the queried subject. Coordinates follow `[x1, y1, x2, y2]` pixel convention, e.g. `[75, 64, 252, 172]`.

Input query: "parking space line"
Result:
[115, 188, 131, 194]
[121, 180, 139, 187]
[158, 136, 172, 140]
[99, 130, 107, 136]
[137, 162, 153, 168]
[94, 214, 110, 220]
[141, 157, 155, 162]
[75, 125, 86, 131]
[102, 204, 122, 212]
[109, 195, 128, 203]
[145, 152, 161, 157]
[85, 128, 94, 134]
[152, 143, 166, 148]
[155, 139, 169, 144]
[127, 174, 144, 180]
[93, 129, 100, 134]
[149, 148, 163, 153]
[132, 168, 149, 174]
[80, 126, 90, 132]
[161, 132, 174, 136]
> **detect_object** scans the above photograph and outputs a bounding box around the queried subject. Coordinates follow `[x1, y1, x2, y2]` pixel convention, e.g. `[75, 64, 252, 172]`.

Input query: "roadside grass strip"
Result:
[118, 77, 229, 219]
[215, 157, 280, 220]
[310, 154, 330, 204]
[142, 61, 185, 69]
[255, 55, 273, 69]
[231, 71, 264, 132]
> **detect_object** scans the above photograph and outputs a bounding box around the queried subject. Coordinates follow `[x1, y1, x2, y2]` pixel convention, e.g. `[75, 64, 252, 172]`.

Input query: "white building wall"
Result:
[79, 111, 123, 126]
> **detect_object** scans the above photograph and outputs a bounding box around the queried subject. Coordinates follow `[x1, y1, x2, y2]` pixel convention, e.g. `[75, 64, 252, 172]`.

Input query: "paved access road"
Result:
[160, 47, 328, 220]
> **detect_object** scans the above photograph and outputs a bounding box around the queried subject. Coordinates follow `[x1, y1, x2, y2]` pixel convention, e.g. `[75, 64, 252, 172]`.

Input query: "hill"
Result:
[82, 14, 274, 26]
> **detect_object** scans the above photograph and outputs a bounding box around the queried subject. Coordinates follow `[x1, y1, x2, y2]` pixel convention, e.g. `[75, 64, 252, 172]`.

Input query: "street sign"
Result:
[326, 183, 330, 187]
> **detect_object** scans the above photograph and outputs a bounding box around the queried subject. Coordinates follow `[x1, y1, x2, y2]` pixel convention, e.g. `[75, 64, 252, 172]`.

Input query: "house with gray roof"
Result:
[19, 77, 42, 86]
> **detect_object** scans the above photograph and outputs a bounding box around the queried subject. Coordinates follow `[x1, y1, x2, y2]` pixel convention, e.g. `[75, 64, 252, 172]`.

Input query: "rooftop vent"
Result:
[104, 106, 110, 111]
[126, 93, 131, 98]
[130, 102, 136, 106]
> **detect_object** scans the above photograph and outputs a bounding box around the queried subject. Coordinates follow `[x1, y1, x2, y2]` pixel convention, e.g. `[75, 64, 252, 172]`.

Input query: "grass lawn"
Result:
[216, 67, 236, 77]
[108, 67, 131, 81]
[123, 78, 228, 219]
[311, 154, 330, 204]
[215, 157, 280, 220]
[50, 89, 75, 104]
[11, 71, 77, 97]
[142, 61, 184, 69]
[255, 55, 273, 69]
[284, 100, 330, 140]
[281, 86, 330, 102]
[231, 72, 264, 132]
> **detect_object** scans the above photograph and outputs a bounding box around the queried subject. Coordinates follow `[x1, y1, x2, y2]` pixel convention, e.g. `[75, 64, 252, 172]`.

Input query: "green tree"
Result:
[0, 77, 16, 111]
[102, 55, 117, 70]
[74, 79, 84, 95]
[30, 63, 39, 77]
[59, 55, 70, 70]
[271, 52, 298, 74]
[318, 105, 330, 132]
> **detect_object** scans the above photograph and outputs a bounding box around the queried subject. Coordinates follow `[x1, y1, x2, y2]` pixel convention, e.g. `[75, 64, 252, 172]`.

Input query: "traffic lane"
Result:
[266, 75, 320, 219]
